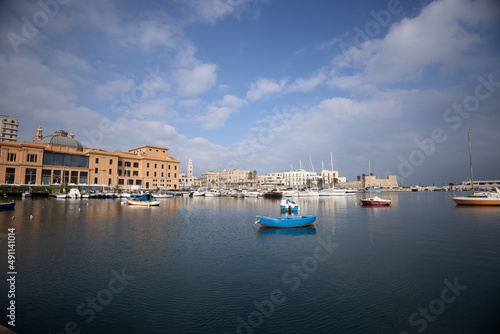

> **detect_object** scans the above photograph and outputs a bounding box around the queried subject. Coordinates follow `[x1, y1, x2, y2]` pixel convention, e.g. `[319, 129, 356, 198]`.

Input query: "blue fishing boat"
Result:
[254, 215, 316, 228]
[0, 200, 15, 210]
[127, 194, 160, 206]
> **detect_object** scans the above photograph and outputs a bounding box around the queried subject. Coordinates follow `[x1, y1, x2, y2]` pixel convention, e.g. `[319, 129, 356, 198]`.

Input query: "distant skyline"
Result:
[1, 0, 499, 186]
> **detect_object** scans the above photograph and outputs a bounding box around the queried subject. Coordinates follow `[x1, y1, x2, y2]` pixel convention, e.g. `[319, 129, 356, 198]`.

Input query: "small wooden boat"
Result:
[360, 196, 391, 206]
[0, 200, 15, 210]
[127, 194, 160, 206]
[254, 215, 316, 228]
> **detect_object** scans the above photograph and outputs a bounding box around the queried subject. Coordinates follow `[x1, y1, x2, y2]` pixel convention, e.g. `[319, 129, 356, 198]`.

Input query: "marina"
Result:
[2, 192, 499, 333]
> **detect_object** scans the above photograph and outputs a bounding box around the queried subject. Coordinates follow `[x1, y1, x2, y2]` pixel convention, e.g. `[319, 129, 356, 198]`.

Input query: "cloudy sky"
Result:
[1, 0, 499, 185]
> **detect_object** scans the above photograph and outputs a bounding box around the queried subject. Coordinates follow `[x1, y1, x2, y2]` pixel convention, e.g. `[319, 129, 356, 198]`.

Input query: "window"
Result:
[136, 180, 142, 185]
[118, 161, 122, 167]
[175, 166, 177, 170]
[133, 162, 139, 168]
[7, 153, 16, 161]
[124, 171, 130, 177]
[154, 164, 157, 168]
[95, 168, 98, 173]
[127, 179, 134, 185]
[168, 173, 170, 178]
[71, 171, 78, 184]
[53, 170, 61, 184]
[168, 165, 171, 170]
[5, 168, 15, 184]
[42, 170, 51, 185]
[118, 170, 122, 176]
[118, 179, 124, 185]
[95, 158, 99, 163]
[161, 164, 164, 169]
[80, 172, 88, 184]
[147, 171, 149, 176]
[125, 161, 131, 167]
[133, 171, 138, 177]
[147, 163, 150, 168]
[154, 172, 157, 177]
[110, 159, 113, 165]
[174, 173, 176, 178]
[161, 172, 164, 177]
[27, 154, 38, 163]
[94, 177, 98, 184]
[109, 169, 112, 174]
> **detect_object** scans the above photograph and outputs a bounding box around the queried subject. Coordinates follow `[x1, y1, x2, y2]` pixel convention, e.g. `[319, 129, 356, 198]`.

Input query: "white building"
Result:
[284, 169, 318, 188]
[0, 115, 18, 142]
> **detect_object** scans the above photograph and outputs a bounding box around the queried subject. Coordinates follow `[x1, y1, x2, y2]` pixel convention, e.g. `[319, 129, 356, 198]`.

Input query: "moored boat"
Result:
[254, 215, 316, 228]
[127, 194, 160, 206]
[360, 196, 391, 206]
[451, 187, 500, 206]
[280, 199, 299, 212]
[0, 200, 15, 210]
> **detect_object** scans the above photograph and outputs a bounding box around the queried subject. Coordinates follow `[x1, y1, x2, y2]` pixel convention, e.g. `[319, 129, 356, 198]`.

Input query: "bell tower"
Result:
[34, 126, 43, 141]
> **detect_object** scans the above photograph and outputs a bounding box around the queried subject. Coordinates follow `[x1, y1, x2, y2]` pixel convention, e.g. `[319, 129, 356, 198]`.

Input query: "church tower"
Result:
[34, 126, 43, 141]
[188, 157, 193, 177]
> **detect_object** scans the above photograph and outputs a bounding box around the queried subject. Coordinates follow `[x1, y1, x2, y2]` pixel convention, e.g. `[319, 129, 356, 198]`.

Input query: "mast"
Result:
[468, 131, 474, 191]
[368, 159, 371, 175]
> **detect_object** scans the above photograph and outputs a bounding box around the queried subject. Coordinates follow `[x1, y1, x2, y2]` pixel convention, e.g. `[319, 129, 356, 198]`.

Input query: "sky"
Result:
[1, 0, 499, 186]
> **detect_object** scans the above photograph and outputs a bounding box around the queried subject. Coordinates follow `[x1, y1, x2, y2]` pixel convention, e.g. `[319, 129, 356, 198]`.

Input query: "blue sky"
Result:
[1, 0, 499, 185]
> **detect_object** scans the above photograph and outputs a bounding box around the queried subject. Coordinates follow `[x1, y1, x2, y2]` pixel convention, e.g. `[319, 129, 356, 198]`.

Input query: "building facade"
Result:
[0, 128, 180, 190]
[0, 115, 19, 142]
[284, 169, 318, 188]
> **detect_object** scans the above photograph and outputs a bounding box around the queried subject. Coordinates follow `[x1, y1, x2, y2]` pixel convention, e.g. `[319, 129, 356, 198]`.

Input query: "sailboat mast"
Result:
[468, 131, 474, 191]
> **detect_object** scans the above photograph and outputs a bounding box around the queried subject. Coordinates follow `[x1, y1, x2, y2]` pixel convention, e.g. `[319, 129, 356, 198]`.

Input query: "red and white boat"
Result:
[360, 196, 391, 206]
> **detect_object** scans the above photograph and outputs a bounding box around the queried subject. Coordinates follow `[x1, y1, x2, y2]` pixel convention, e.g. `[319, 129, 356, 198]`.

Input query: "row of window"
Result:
[94, 158, 177, 170]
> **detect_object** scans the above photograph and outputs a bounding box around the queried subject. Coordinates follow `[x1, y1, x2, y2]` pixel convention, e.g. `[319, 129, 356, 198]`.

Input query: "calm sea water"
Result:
[1, 192, 500, 334]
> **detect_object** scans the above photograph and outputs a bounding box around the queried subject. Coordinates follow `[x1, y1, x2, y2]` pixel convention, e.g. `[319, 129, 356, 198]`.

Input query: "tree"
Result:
[357, 175, 361, 181]
[362, 173, 366, 180]
[334, 178, 338, 187]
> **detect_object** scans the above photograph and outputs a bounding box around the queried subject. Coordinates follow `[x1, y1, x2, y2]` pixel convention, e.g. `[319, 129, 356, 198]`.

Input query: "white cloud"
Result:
[94, 78, 135, 101]
[175, 63, 218, 96]
[334, 0, 500, 85]
[246, 78, 286, 101]
[195, 94, 247, 129]
[182, 0, 252, 24]
[287, 71, 326, 93]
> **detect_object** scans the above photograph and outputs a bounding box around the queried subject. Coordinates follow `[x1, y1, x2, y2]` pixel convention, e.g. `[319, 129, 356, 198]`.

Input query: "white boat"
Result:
[67, 188, 81, 199]
[22, 190, 32, 197]
[345, 188, 359, 195]
[319, 188, 346, 196]
[280, 199, 299, 212]
[245, 189, 260, 197]
[282, 190, 298, 197]
[451, 132, 500, 206]
[233, 190, 245, 198]
[192, 189, 205, 197]
[205, 189, 221, 197]
[298, 190, 319, 197]
[153, 192, 173, 198]
[50, 193, 67, 199]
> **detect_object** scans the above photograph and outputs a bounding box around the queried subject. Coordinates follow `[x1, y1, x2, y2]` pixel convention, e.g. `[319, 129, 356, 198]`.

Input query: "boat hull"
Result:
[361, 199, 391, 206]
[452, 197, 500, 206]
[0, 201, 15, 210]
[127, 199, 160, 206]
[255, 215, 316, 228]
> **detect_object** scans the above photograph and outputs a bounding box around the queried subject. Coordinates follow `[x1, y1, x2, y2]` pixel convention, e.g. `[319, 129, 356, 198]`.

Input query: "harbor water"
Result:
[1, 192, 500, 333]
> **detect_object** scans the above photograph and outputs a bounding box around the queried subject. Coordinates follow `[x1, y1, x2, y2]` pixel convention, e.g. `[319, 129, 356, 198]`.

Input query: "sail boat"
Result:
[451, 132, 500, 206]
[319, 152, 346, 196]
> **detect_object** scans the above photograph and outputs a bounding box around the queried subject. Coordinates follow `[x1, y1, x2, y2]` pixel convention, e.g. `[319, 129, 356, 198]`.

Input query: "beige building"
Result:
[320, 170, 339, 187]
[0, 128, 180, 190]
[339, 175, 398, 189]
[0, 115, 19, 142]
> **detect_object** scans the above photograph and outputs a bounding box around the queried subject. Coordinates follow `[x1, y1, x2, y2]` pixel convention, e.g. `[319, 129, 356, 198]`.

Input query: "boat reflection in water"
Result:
[256, 226, 316, 237]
